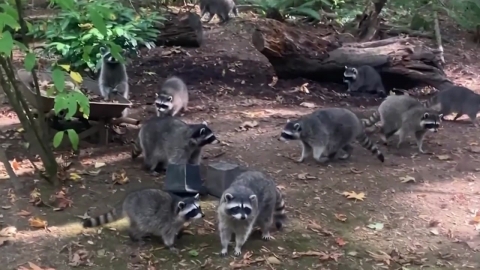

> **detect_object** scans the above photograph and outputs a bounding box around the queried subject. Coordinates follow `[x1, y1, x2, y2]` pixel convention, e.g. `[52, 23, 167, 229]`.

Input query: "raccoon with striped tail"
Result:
[155, 76, 189, 117]
[343, 65, 387, 97]
[423, 85, 480, 126]
[217, 171, 286, 257]
[98, 47, 130, 117]
[279, 108, 385, 164]
[362, 95, 442, 153]
[131, 116, 217, 175]
[83, 189, 204, 252]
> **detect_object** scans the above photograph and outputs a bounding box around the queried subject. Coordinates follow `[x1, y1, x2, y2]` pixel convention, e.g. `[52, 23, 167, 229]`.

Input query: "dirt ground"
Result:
[1, 12, 480, 270]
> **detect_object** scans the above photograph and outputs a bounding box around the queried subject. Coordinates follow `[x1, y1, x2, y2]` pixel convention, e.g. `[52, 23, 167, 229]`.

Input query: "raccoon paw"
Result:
[149, 171, 161, 177]
[233, 248, 242, 257]
[169, 246, 179, 254]
[261, 233, 273, 241]
[220, 250, 228, 257]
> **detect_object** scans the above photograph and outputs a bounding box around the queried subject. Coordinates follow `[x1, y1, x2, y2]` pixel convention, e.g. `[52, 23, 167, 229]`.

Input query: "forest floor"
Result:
[1, 7, 480, 270]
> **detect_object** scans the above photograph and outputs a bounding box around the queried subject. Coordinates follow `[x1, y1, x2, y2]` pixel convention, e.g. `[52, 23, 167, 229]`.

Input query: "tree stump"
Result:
[252, 19, 453, 91]
[155, 11, 203, 48]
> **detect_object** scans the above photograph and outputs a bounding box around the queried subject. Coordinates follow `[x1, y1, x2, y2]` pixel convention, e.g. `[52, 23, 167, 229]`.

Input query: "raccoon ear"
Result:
[344, 66, 348, 70]
[194, 193, 200, 200]
[155, 93, 158, 98]
[202, 121, 208, 126]
[293, 123, 301, 131]
[224, 193, 234, 202]
[286, 119, 290, 123]
[249, 195, 257, 202]
[199, 128, 206, 135]
[422, 112, 429, 119]
[99, 47, 107, 55]
[438, 114, 443, 119]
[167, 96, 173, 102]
[177, 201, 185, 209]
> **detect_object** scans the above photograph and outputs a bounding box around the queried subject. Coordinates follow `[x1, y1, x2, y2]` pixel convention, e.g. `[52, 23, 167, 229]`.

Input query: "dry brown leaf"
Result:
[342, 191, 365, 201]
[469, 212, 480, 225]
[112, 169, 129, 185]
[94, 162, 106, 168]
[367, 250, 391, 265]
[266, 256, 281, 265]
[335, 237, 347, 246]
[16, 210, 31, 216]
[335, 213, 347, 222]
[69, 172, 82, 181]
[28, 217, 47, 229]
[0, 226, 17, 237]
[436, 154, 451, 160]
[300, 102, 315, 108]
[27, 262, 44, 270]
[0, 237, 8, 246]
[400, 175, 416, 183]
[297, 173, 316, 180]
[296, 83, 310, 93]
[268, 76, 278, 87]
[10, 159, 20, 171]
[69, 249, 90, 266]
[236, 121, 259, 131]
[307, 221, 322, 232]
[29, 188, 42, 206]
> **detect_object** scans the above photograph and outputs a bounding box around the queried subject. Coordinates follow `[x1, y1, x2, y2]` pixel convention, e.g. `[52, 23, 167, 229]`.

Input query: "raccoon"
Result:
[199, 0, 238, 24]
[362, 95, 442, 153]
[280, 108, 385, 163]
[83, 189, 204, 252]
[98, 47, 130, 117]
[217, 171, 286, 257]
[343, 65, 387, 97]
[131, 116, 217, 175]
[155, 76, 189, 117]
[424, 85, 480, 126]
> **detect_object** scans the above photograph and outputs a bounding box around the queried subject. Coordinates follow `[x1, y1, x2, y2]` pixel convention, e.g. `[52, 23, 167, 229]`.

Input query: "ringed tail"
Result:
[356, 132, 385, 163]
[131, 137, 142, 160]
[361, 111, 380, 127]
[274, 187, 287, 230]
[83, 204, 122, 228]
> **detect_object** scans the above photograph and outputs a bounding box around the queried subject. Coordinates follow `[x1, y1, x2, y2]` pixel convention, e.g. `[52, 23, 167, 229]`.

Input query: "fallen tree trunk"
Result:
[356, 0, 388, 41]
[155, 11, 203, 48]
[252, 19, 453, 91]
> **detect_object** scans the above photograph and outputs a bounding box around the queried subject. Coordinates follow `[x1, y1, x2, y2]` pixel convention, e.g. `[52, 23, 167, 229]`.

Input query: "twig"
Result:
[0, 146, 23, 193]
[433, 11, 445, 65]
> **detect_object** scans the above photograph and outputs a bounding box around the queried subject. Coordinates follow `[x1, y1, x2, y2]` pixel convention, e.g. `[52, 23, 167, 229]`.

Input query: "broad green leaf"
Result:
[89, 10, 108, 36]
[0, 4, 19, 20]
[69, 71, 83, 84]
[46, 86, 56, 97]
[0, 31, 14, 56]
[52, 68, 65, 92]
[0, 13, 20, 30]
[54, 0, 75, 10]
[67, 129, 79, 150]
[24, 53, 36, 71]
[54, 96, 67, 114]
[59, 64, 71, 72]
[65, 98, 77, 119]
[73, 91, 90, 118]
[13, 40, 28, 51]
[53, 131, 64, 148]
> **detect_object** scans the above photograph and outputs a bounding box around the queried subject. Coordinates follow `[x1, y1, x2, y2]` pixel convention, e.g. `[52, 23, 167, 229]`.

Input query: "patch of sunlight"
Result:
[236, 108, 310, 119]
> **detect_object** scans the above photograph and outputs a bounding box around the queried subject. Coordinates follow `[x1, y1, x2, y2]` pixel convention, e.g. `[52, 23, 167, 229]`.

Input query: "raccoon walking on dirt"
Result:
[424, 85, 480, 126]
[131, 116, 217, 175]
[155, 76, 189, 117]
[98, 47, 130, 117]
[343, 65, 387, 97]
[83, 189, 204, 252]
[199, 0, 238, 24]
[362, 95, 442, 153]
[217, 171, 286, 257]
[280, 108, 385, 163]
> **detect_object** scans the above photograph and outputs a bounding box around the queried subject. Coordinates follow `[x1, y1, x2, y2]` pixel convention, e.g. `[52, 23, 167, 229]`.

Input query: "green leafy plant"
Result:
[31, 0, 164, 76]
[248, 0, 332, 21]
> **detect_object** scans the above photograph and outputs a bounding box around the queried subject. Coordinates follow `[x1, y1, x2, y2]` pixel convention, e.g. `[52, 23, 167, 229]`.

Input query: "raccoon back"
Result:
[378, 95, 423, 132]
[306, 108, 363, 143]
[228, 171, 278, 208]
[161, 77, 188, 99]
[434, 86, 480, 110]
[200, 0, 236, 14]
[100, 63, 127, 86]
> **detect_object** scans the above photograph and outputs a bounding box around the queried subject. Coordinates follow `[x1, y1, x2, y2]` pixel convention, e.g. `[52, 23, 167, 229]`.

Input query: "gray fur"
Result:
[155, 76, 189, 117]
[200, 0, 238, 24]
[362, 95, 442, 153]
[280, 108, 385, 163]
[217, 171, 286, 257]
[424, 85, 480, 126]
[83, 189, 204, 252]
[131, 116, 217, 175]
[98, 47, 129, 117]
[343, 65, 386, 97]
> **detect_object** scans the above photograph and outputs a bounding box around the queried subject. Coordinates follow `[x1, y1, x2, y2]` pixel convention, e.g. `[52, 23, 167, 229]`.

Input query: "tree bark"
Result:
[252, 19, 453, 91]
[155, 11, 204, 48]
[356, 0, 388, 41]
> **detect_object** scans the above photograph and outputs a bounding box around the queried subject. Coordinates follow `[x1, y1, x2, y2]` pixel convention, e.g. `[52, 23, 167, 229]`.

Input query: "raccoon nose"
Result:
[201, 213, 205, 218]
[240, 215, 246, 220]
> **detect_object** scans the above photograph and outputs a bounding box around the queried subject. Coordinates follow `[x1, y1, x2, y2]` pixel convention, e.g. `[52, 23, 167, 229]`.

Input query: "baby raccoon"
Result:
[424, 85, 480, 126]
[217, 171, 286, 257]
[131, 116, 217, 175]
[200, 0, 238, 24]
[362, 95, 442, 153]
[98, 47, 130, 117]
[155, 76, 189, 117]
[343, 65, 386, 97]
[280, 108, 385, 163]
[83, 189, 204, 252]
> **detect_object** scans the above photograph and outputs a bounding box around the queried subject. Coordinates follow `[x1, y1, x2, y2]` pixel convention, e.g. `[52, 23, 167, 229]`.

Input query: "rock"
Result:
[202, 162, 248, 198]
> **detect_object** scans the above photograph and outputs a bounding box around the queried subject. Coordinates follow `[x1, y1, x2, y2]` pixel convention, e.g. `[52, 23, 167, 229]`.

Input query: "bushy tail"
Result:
[361, 111, 381, 128]
[83, 203, 123, 228]
[131, 136, 142, 160]
[356, 132, 385, 163]
[274, 187, 287, 230]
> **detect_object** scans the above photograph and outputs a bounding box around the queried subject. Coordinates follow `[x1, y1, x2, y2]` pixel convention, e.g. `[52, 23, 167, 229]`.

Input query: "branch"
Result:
[433, 11, 445, 65]
[0, 147, 23, 193]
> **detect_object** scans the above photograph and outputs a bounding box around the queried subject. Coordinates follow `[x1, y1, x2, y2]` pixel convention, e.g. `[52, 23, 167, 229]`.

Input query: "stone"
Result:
[203, 161, 248, 198]
[164, 163, 207, 197]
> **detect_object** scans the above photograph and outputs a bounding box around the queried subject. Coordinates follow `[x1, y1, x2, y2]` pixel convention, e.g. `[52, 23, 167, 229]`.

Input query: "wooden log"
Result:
[252, 19, 453, 91]
[155, 11, 203, 48]
[110, 117, 140, 126]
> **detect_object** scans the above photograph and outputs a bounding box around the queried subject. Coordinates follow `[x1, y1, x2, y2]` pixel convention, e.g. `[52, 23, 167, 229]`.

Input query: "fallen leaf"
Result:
[28, 217, 47, 229]
[188, 249, 199, 257]
[335, 237, 347, 246]
[400, 175, 416, 183]
[69, 172, 82, 181]
[335, 213, 347, 222]
[236, 121, 259, 131]
[307, 221, 322, 232]
[468, 146, 480, 153]
[112, 169, 129, 185]
[367, 222, 384, 231]
[94, 162, 106, 168]
[469, 212, 480, 225]
[27, 262, 44, 270]
[10, 159, 20, 170]
[296, 83, 310, 93]
[0, 237, 8, 246]
[266, 256, 281, 264]
[0, 226, 16, 237]
[16, 210, 31, 216]
[342, 191, 365, 201]
[29, 188, 42, 206]
[430, 228, 439, 235]
[1, 205, 11, 210]
[436, 154, 451, 160]
[300, 102, 315, 108]
[268, 76, 278, 87]
[69, 249, 90, 266]
[297, 173, 316, 180]
[367, 250, 391, 265]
